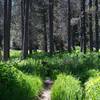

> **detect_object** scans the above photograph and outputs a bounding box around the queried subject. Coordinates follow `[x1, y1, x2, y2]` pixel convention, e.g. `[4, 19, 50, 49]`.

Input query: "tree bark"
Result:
[7, 0, 12, 55]
[43, 8, 47, 52]
[21, 0, 25, 49]
[3, 0, 12, 61]
[95, 0, 99, 52]
[22, 0, 30, 58]
[3, 0, 8, 61]
[29, 29, 32, 55]
[49, 0, 54, 53]
[89, 0, 93, 51]
[68, 0, 71, 52]
[28, 0, 33, 55]
[81, 0, 86, 53]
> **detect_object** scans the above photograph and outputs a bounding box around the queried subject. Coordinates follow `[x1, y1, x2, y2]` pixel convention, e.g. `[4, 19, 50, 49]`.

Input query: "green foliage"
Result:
[78, 69, 100, 84]
[51, 74, 83, 100]
[87, 69, 100, 78]
[10, 50, 21, 59]
[0, 65, 43, 100]
[9, 50, 100, 82]
[0, 49, 100, 100]
[16, 59, 42, 75]
[85, 77, 100, 100]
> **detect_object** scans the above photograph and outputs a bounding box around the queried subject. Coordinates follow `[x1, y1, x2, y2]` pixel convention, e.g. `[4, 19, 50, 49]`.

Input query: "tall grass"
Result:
[0, 65, 43, 100]
[51, 74, 83, 100]
[85, 77, 100, 100]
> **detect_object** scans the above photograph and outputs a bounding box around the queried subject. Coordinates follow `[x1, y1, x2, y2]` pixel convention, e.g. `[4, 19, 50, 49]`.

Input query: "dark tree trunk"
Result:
[28, 0, 32, 55]
[3, 0, 8, 61]
[0, 34, 2, 60]
[95, 0, 99, 52]
[67, 0, 71, 52]
[22, 0, 30, 59]
[80, 0, 86, 53]
[80, 1, 83, 52]
[7, 0, 12, 54]
[28, 21, 32, 55]
[72, 25, 77, 50]
[43, 8, 47, 52]
[89, 0, 93, 51]
[49, 0, 54, 53]
[21, 0, 25, 49]
[72, 33, 75, 50]
[29, 29, 32, 55]
[3, 0, 12, 61]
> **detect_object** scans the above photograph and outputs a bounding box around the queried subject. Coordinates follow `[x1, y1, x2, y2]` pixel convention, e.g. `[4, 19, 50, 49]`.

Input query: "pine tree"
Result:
[21, 0, 25, 49]
[68, 0, 71, 52]
[43, 5, 47, 52]
[28, 0, 33, 55]
[80, 0, 86, 53]
[3, 0, 12, 61]
[3, 0, 8, 60]
[95, 0, 99, 52]
[89, 0, 93, 51]
[22, 0, 30, 58]
[49, 0, 54, 53]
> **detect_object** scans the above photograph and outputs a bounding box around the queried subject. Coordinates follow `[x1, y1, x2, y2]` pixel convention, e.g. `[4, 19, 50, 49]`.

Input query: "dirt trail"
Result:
[39, 89, 51, 100]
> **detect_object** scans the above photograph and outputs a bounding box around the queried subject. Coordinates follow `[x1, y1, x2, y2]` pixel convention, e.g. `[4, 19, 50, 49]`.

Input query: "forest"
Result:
[0, 0, 100, 100]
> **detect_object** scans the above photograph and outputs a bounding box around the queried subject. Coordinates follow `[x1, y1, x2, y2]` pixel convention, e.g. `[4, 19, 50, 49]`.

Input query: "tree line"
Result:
[0, 0, 99, 61]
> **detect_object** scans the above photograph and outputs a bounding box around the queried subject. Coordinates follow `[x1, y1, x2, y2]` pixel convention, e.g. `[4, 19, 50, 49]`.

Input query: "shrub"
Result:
[10, 50, 21, 59]
[0, 65, 43, 100]
[78, 69, 100, 83]
[51, 74, 83, 100]
[87, 69, 100, 78]
[85, 77, 100, 100]
[16, 59, 41, 74]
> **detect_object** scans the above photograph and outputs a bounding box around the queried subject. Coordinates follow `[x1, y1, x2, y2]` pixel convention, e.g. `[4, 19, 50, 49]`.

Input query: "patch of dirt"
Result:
[39, 89, 51, 100]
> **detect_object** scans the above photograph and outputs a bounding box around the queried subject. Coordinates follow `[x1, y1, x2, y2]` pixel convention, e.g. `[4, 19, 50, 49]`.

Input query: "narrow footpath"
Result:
[39, 79, 53, 100]
[39, 89, 51, 100]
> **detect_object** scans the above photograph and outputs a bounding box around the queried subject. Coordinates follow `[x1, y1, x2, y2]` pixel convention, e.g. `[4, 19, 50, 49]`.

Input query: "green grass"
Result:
[0, 49, 100, 100]
[0, 65, 43, 100]
[51, 74, 83, 100]
[85, 77, 100, 100]
[10, 50, 21, 58]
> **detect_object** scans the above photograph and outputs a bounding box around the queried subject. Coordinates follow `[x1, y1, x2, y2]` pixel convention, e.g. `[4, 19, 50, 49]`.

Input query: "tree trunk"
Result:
[28, 22, 32, 55]
[28, 0, 33, 55]
[0, 34, 2, 60]
[7, 0, 12, 55]
[22, 0, 30, 59]
[72, 25, 77, 50]
[3, 0, 8, 61]
[21, 0, 25, 49]
[80, 0, 83, 52]
[67, 0, 71, 52]
[49, 0, 54, 53]
[29, 29, 32, 55]
[43, 8, 47, 52]
[3, 0, 12, 61]
[81, 0, 86, 53]
[95, 0, 99, 52]
[89, 0, 93, 51]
